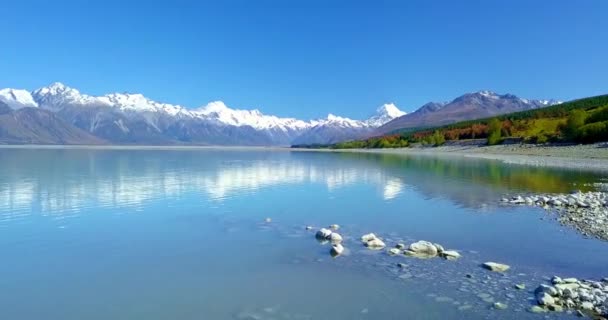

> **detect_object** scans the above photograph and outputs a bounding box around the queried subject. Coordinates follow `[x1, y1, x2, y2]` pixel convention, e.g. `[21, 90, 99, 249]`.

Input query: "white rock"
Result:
[329, 224, 340, 230]
[365, 238, 386, 250]
[407, 241, 438, 256]
[433, 243, 445, 253]
[388, 248, 401, 255]
[537, 292, 555, 306]
[361, 233, 377, 243]
[315, 228, 332, 240]
[482, 262, 510, 272]
[441, 250, 461, 260]
[330, 243, 344, 256]
[329, 232, 343, 244]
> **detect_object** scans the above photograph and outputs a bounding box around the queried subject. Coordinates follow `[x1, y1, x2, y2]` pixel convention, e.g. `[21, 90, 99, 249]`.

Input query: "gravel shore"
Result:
[308, 142, 608, 172]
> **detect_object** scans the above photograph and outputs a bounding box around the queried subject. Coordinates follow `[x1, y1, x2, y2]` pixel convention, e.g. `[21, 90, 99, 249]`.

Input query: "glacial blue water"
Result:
[0, 147, 606, 320]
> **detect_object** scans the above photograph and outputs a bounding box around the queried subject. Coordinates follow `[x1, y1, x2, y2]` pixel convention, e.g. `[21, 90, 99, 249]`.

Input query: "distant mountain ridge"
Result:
[0, 101, 104, 145]
[0, 83, 406, 145]
[376, 91, 561, 135]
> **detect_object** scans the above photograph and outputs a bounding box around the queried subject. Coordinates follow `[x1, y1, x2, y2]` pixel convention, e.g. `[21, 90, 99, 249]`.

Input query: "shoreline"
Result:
[298, 143, 608, 172]
[1, 143, 607, 171]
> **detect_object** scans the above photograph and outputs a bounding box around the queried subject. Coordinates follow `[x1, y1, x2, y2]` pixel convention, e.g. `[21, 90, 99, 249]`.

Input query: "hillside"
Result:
[375, 91, 560, 135]
[0, 102, 105, 145]
[328, 94, 608, 149]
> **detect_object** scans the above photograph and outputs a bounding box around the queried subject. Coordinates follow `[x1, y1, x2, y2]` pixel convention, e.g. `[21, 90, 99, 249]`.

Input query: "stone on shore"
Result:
[482, 262, 510, 272]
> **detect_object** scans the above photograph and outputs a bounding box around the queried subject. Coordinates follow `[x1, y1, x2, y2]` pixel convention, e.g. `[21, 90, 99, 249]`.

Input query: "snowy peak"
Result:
[364, 103, 406, 127]
[194, 101, 314, 131]
[376, 103, 405, 118]
[0, 88, 38, 109]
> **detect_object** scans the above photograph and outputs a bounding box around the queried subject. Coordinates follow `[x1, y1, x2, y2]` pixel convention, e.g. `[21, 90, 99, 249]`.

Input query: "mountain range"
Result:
[0, 83, 560, 145]
[376, 91, 561, 135]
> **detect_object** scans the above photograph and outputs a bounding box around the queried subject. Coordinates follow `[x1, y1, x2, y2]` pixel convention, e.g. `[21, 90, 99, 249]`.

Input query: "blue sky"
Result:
[0, 0, 606, 119]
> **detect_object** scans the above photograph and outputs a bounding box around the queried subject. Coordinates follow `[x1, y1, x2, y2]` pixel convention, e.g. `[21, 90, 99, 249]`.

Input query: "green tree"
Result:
[487, 118, 502, 145]
[431, 130, 445, 146]
[564, 109, 587, 140]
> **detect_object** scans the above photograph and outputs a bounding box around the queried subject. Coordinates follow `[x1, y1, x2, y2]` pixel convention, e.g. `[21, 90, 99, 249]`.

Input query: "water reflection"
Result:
[0, 148, 603, 221]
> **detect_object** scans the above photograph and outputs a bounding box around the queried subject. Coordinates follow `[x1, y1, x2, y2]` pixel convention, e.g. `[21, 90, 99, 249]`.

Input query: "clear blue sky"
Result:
[0, 0, 606, 119]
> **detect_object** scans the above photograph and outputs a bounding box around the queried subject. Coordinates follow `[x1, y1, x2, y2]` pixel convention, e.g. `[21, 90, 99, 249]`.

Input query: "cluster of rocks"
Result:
[314, 225, 345, 257]
[531, 276, 608, 317]
[361, 237, 461, 260]
[502, 191, 608, 240]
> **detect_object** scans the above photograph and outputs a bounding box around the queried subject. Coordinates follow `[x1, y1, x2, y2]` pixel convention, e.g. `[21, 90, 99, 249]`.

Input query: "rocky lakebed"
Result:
[253, 213, 608, 320]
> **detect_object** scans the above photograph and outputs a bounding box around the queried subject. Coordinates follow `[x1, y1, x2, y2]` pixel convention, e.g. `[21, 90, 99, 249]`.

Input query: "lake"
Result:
[0, 147, 606, 319]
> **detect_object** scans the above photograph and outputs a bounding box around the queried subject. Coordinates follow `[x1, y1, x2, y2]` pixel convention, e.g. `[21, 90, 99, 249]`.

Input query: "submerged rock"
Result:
[329, 224, 340, 231]
[494, 302, 508, 310]
[482, 262, 510, 273]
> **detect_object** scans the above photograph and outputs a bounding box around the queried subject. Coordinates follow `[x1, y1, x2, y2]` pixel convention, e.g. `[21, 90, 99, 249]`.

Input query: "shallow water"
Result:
[0, 148, 606, 319]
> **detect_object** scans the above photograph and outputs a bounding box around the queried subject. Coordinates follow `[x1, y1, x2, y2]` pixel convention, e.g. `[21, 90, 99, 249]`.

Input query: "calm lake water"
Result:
[0, 147, 607, 320]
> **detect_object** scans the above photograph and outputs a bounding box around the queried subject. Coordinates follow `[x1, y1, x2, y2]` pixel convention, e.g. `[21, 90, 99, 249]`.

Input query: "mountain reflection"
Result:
[0, 148, 602, 221]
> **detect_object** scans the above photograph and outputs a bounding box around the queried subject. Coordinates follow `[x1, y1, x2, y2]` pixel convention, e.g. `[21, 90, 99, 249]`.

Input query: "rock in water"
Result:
[365, 238, 386, 250]
[329, 232, 343, 244]
[329, 224, 340, 230]
[441, 250, 461, 260]
[529, 306, 547, 313]
[330, 243, 344, 257]
[264, 217, 272, 223]
[388, 248, 401, 255]
[482, 262, 510, 272]
[361, 233, 377, 243]
[537, 292, 555, 306]
[494, 302, 508, 310]
[316, 228, 332, 240]
[405, 241, 438, 257]
[433, 243, 445, 253]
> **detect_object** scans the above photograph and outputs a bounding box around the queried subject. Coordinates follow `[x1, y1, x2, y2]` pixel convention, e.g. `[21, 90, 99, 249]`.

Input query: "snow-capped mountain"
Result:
[0, 88, 38, 109]
[365, 103, 407, 127]
[376, 90, 562, 135]
[0, 83, 405, 145]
